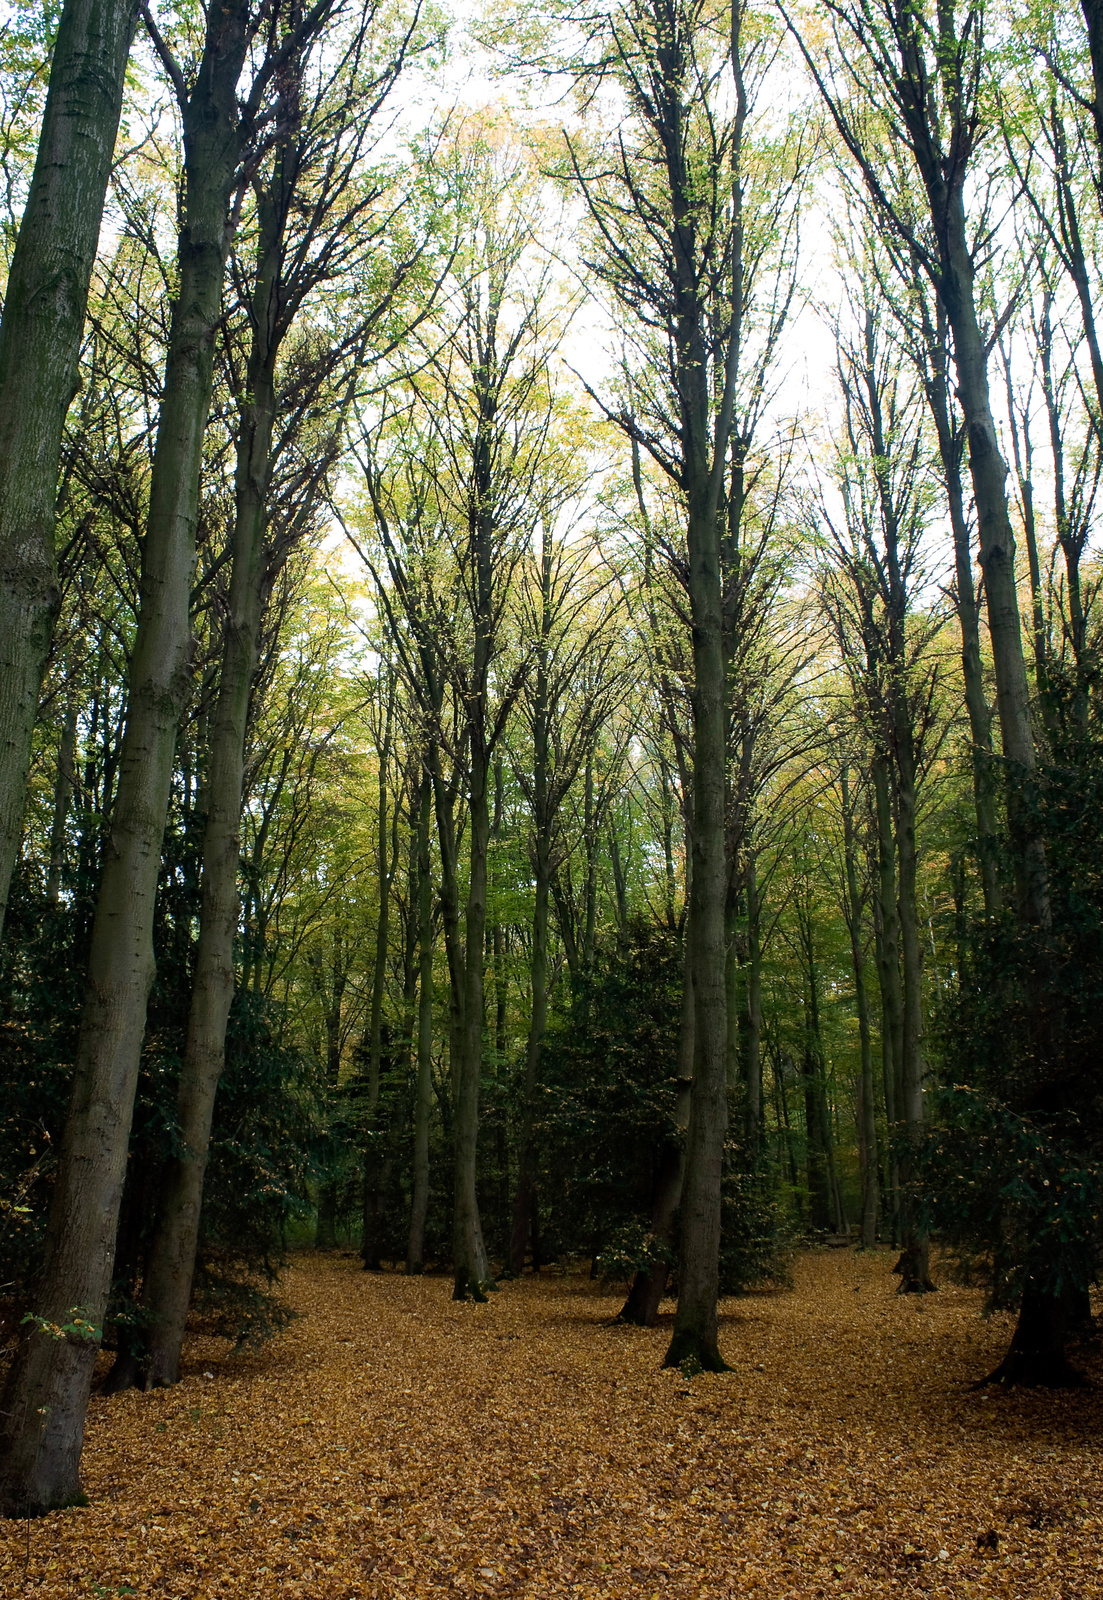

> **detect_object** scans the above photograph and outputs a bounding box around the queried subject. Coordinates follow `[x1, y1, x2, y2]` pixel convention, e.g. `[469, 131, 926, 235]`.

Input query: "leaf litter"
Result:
[2, 1248, 1102, 1598]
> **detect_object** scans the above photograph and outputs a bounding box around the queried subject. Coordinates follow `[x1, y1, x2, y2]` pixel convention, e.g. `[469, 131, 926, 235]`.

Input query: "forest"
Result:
[0, 0, 1101, 1576]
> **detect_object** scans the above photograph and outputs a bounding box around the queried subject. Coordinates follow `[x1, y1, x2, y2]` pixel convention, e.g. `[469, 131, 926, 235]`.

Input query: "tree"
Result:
[0, 0, 338, 1516]
[355, 127, 575, 1298]
[548, 0, 811, 1369]
[0, 0, 138, 945]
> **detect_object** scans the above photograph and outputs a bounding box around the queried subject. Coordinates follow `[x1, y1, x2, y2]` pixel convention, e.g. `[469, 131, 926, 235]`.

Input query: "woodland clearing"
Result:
[1, 1249, 1100, 1600]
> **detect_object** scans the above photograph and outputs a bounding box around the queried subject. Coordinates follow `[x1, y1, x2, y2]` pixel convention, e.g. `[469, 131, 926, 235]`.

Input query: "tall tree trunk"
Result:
[509, 610, 550, 1280]
[0, 6, 253, 1515]
[314, 932, 348, 1250]
[840, 769, 878, 1248]
[937, 198, 1048, 926]
[664, 442, 729, 1373]
[406, 773, 433, 1274]
[743, 854, 763, 1149]
[920, 301, 1000, 914]
[491, 765, 510, 1249]
[620, 946, 693, 1325]
[137, 125, 294, 1388]
[0, 0, 138, 945]
[453, 744, 491, 1299]
[801, 911, 832, 1234]
[893, 723, 933, 1292]
[509, 841, 548, 1276]
[872, 756, 902, 1240]
[362, 678, 396, 1271]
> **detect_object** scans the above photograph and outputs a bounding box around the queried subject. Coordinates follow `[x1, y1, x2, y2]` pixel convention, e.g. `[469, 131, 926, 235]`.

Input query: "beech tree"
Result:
[546, 0, 812, 1369]
[0, 0, 341, 1516]
[354, 131, 575, 1299]
[0, 0, 138, 945]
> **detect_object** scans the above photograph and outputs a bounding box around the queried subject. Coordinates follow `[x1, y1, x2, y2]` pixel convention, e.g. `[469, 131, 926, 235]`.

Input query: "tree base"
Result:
[974, 1351, 1089, 1389]
[0, 1486, 88, 1520]
[662, 1329, 731, 1373]
[618, 1265, 669, 1328]
[452, 1270, 490, 1303]
[975, 1284, 1090, 1389]
[893, 1240, 936, 1295]
[895, 1273, 937, 1295]
[99, 1348, 143, 1396]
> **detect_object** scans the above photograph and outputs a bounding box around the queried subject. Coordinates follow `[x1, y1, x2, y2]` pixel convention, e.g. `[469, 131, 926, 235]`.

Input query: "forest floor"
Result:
[1, 1248, 1102, 1600]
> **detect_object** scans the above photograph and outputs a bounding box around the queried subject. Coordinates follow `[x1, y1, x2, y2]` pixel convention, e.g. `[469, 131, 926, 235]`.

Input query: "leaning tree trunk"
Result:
[938, 199, 1047, 926]
[935, 188, 1069, 1363]
[0, 0, 137, 944]
[0, 5, 251, 1516]
[406, 773, 434, 1274]
[135, 189, 288, 1388]
[921, 304, 1000, 915]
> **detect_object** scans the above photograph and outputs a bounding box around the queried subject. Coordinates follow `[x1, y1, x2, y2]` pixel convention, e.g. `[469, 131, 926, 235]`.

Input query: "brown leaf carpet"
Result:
[2, 1249, 1102, 1598]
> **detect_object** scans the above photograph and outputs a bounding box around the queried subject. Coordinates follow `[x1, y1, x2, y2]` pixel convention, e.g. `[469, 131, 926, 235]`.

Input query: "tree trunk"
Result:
[744, 854, 763, 1149]
[0, 0, 138, 946]
[509, 848, 547, 1277]
[362, 678, 396, 1271]
[664, 442, 729, 1373]
[840, 769, 878, 1249]
[620, 948, 693, 1325]
[872, 756, 902, 1240]
[406, 774, 433, 1274]
[453, 743, 491, 1300]
[920, 303, 1000, 914]
[977, 1281, 1087, 1389]
[0, 6, 252, 1515]
[893, 722, 933, 1292]
[137, 206, 288, 1385]
[938, 197, 1048, 926]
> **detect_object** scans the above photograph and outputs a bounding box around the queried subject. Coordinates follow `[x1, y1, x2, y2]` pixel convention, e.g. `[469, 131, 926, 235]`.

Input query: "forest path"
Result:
[2, 1249, 1102, 1598]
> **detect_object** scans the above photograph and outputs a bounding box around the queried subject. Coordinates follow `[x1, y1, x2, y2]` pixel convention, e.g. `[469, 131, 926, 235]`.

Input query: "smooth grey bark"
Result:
[0, 3, 256, 1515]
[406, 773, 433, 1274]
[0, 0, 138, 946]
